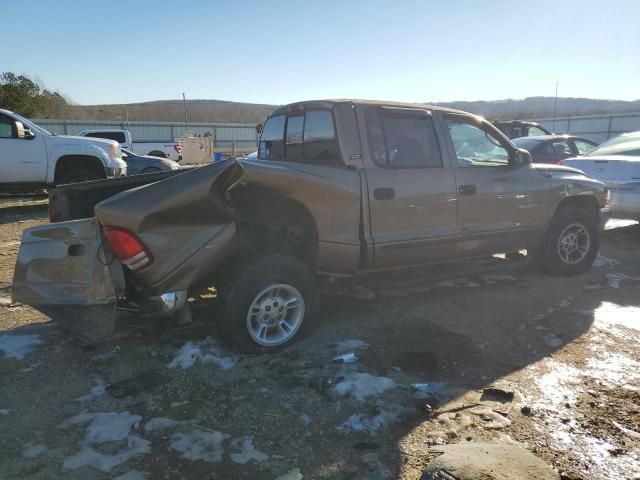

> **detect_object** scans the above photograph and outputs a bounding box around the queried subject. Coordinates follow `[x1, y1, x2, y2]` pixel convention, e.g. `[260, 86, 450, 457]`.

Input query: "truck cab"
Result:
[0, 109, 126, 193]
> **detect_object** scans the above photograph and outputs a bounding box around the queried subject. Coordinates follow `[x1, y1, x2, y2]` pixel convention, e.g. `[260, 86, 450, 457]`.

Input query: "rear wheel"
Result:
[214, 254, 316, 352]
[541, 206, 599, 276]
[59, 169, 101, 185]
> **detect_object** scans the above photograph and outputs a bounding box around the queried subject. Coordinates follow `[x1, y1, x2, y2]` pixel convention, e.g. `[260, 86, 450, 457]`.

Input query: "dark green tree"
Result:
[0, 72, 70, 118]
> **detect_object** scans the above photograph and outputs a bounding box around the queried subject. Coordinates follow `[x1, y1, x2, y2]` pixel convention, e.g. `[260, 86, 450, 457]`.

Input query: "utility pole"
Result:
[182, 92, 189, 132]
[552, 81, 558, 133]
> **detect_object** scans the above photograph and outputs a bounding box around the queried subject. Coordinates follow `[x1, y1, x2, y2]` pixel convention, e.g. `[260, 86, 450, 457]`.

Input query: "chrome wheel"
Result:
[557, 223, 590, 265]
[246, 283, 305, 347]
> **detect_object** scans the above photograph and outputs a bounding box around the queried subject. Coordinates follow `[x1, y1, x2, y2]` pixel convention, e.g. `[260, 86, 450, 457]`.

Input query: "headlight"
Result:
[109, 143, 119, 158]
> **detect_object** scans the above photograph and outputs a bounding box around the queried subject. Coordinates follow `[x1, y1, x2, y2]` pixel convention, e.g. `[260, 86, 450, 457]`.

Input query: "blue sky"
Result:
[3, 0, 639, 105]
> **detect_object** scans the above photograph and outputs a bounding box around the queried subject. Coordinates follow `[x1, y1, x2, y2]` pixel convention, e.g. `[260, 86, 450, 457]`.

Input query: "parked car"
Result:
[76, 129, 183, 161]
[560, 131, 640, 220]
[13, 100, 610, 351]
[121, 149, 180, 175]
[0, 109, 126, 193]
[512, 135, 598, 164]
[492, 120, 551, 139]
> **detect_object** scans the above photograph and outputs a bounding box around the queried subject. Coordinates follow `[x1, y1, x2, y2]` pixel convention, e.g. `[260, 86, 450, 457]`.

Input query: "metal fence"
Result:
[527, 112, 640, 143]
[33, 119, 259, 152]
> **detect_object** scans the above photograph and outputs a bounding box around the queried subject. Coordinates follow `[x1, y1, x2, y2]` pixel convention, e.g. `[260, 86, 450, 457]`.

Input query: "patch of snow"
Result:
[62, 411, 141, 443]
[229, 436, 269, 464]
[594, 301, 640, 332]
[60, 410, 151, 472]
[22, 441, 47, 458]
[170, 429, 229, 462]
[334, 373, 396, 401]
[63, 435, 150, 472]
[606, 272, 640, 289]
[605, 219, 638, 230]
[274, 469, 303, 480]
[75, 377, 107, 401]
[411, 382, 447, 395]
[144, 417, 187, 432]
[168, 337, 235, 370]
[112, 470, 148, 480]
[0, 334, 42, 359]
[333, 352, 358, 364]
[338, 405, 408, 433]
[593, 254, 619, 268]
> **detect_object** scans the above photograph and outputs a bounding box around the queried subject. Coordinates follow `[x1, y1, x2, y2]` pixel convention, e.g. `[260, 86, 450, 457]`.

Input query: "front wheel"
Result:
[541, 206, 599, 276]
[214, 254, 316, 352]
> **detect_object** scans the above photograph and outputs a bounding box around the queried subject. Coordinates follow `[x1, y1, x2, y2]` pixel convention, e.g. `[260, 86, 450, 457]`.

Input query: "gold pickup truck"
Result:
[12, 100, 610, 351]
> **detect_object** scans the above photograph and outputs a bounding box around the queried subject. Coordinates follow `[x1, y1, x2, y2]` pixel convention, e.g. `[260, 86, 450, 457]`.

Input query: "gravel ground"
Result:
[1, 198, 639, 480]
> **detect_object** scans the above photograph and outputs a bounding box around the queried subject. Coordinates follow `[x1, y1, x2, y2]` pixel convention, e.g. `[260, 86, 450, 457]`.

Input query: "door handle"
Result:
[458, 184, 477, 196]
[374, 187, 395, 201]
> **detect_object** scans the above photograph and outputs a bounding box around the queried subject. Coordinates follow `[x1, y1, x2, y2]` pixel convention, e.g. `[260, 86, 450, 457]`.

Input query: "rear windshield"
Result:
[512, 138, 544, 150]
[85, 131, 127, 143]
[586, 134, 640, 157]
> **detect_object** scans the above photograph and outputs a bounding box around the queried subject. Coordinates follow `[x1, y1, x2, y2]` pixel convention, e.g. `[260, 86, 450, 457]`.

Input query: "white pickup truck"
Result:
[76, 129, 182, 161]
[0, 109, 127, 193]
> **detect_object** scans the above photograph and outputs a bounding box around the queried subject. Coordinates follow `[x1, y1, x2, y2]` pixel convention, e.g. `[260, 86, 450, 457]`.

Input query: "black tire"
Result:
[541, 206, 599, 276]
[59, 169, 101, 185]
[214, 254, 316, 352]
[141, 167, 161, 174]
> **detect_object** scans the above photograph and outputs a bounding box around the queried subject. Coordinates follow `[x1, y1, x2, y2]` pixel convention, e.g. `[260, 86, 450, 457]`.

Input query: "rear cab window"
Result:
[258, 110, 341, 165]
[365, 107, 442, 168]
[85, 131, 127, 143]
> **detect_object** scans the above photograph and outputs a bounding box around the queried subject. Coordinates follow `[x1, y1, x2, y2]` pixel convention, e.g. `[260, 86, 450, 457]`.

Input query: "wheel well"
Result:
[231, 188, 318, 266]
[554, 195, 599, 220]
[54, 155, 105, 184]
[148, 150, 167, 158]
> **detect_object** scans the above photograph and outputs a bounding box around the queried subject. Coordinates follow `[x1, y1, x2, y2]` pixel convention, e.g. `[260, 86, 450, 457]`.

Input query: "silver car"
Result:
[562, 131, 640, 220]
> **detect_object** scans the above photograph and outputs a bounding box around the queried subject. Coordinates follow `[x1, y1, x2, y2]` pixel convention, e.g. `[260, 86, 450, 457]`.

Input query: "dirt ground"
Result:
[1, 197, 639, 480]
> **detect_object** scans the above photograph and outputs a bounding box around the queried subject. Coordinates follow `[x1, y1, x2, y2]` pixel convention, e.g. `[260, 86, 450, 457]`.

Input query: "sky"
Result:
[2, 0, 639, 105]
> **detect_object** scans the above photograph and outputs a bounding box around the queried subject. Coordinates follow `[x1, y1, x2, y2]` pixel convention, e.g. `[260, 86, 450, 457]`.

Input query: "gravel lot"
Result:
[1, 197, 639, 480]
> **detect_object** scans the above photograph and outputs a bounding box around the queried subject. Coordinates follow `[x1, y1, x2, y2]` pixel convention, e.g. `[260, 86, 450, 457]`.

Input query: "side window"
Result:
[303, 110, 340, 164]
[446, 117, 509, 167]
[573, 139, 596, 155]
[285, 115, 304, 162]
[258, 115, 285, 160]
[528, 126, 548, 136]
[0, 116, 16, 138]
[542, 140, 572, 156]
[366, 107, 442, 168]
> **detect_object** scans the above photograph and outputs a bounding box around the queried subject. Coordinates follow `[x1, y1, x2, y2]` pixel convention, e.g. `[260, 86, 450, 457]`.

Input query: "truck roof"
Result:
[270, 99, 477, 117]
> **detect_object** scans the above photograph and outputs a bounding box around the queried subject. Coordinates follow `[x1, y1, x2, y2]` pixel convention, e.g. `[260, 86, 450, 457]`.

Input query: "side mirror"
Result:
[256, 123, 263, 134]
[15, 121, 35, 140]
[513, 148, 532, 167]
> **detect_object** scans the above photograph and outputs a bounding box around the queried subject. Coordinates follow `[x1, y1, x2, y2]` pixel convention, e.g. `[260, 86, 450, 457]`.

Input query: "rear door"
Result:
[443, 114, 550, 256]
[362, 106, 459, 269]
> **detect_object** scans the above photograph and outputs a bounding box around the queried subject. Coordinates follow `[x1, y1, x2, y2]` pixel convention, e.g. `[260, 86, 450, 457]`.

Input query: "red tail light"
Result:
[174, 144, 182, 154]
[103, 226, 152, 270]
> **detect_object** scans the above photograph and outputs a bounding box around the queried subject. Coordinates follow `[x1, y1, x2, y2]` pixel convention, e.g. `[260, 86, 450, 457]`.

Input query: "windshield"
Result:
[586, 133, 640, 157]
[512, 138, 544, 151]
[10, 111, 54, 136]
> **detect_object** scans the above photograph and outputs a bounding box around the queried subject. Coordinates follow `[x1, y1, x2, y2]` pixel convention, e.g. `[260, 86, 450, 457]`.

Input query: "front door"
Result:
[362, 106, 459, 269]
[0, 114, 47, 183]
[443, 114, 550, 257]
